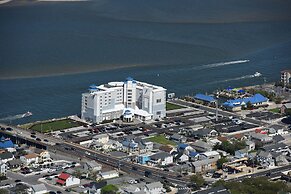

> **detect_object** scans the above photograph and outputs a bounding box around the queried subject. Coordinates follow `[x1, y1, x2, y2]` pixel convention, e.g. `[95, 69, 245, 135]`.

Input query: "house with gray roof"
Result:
[268, 124, 287, 136]
[7, 159, 23, 170]
[30, 184, 47, 194]
[190, 140, 212, 152]
[122, 136, 153, 154]
[262, 143, 290, 155]
[83, 160, 102, 173]
[281, 103, 291, 115]
[149, 152, 173, 166]
[192, 158, 218, 173]
[191, 128, 218, 139]
[144, 181, 165, 194]
[271, 152, 289, 166]
[256, 150, 275, 168]
[170, 133, 187, 143]
[0, 151, 14, 163]
[250, 133, 273, 145]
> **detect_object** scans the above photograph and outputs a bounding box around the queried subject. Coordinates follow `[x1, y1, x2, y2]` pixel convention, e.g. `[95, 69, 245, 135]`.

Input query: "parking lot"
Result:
[246, 111, 283, 121]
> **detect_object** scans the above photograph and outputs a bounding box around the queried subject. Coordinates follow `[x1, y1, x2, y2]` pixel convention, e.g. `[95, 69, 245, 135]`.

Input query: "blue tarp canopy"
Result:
[194, 94, 216, 102]
[223, 93, 268, 107]
[0, 136, 14, 149]
[178, 143, 188, 150]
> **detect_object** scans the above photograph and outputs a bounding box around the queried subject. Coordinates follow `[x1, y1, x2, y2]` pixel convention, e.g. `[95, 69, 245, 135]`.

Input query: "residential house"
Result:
[158, 145, 176, 154]
[262, 143, 291, 155]
[191, 129, 218, 139]
[191, 140, 212, 152]
[83, 181, 107, 194]
[93, 134, 109, 144]
[20, 153, 39, 165]
[138, 154, 152, 164]
[103, 139, 123, 151]
[7, 159, 23, 170]
[149, 152, 173, 166]
[177, 144, 194, 155]
[188, 151, 200, 161]
[0, 136, 15, 152]
[250, 133, 273, 145]
[33, 149, 51, 163]
[0, 151, 14, 163]
[29, 184, 47, 194]
[83, 161, 102, 173]
[200, 151, 221, 160]
[171, 162, 193, 174]
[192, 158, 218, 173]
[99, 170, 119, 180]
[122, 137, 153, 154]
[56, 172, 80, 187]
[170, 133, 187, 143]
[124, 185, 141, 193]
[232, 134, 247, 141]
[281, 103, 291, 115]
[175, 153, 189, 163]
[245, 140, 255, 151]
[235, 148, 249, 159]
[256, 150, 275, 168]
[268, 124, 288, 136]
[272, 152, 289, 166]
[144, 181, 165, 194]
[0, 163, 7, 176]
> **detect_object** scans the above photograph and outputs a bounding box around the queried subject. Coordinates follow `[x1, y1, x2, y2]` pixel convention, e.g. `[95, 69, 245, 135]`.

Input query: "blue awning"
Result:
[194, 94, 216, 102]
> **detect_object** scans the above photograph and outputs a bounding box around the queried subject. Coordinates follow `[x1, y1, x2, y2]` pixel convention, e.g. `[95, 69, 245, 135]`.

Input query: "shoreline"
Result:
[0, 0, 12, 5]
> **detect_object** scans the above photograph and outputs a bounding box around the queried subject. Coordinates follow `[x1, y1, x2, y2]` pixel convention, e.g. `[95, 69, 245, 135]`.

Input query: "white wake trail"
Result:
[0, 113, 31, 122]
[199, 60, 250, 69]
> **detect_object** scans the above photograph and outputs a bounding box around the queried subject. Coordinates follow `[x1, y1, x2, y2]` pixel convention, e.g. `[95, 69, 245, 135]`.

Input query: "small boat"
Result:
[22, 111, 32, 118]
[254, 72, 262, 77]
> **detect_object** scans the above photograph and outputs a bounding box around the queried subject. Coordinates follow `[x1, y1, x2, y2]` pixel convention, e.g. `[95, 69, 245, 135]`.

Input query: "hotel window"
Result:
[156, 99, 161, 103]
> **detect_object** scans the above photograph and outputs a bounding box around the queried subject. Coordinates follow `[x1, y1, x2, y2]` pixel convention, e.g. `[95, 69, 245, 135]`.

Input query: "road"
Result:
[226, 164, 291, 181]
[52, 142, 192, 186]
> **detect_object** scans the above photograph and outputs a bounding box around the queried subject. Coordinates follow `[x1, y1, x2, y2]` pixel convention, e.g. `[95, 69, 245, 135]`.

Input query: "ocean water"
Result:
[0, 0, 291, 124]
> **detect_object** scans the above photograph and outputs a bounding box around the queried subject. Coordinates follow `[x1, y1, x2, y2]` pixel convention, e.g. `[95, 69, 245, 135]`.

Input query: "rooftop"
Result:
[223, 93, 268, 107]
[194, 94, 216, 102]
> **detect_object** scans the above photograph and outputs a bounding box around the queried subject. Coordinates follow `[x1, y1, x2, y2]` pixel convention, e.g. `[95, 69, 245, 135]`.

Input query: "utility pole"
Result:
[216, 90, 219, 122]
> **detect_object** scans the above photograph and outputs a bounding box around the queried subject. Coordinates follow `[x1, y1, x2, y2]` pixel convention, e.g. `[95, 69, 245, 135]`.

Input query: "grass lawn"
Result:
[148, 135, 177, 146]
[166, 102, 185, 111]
[29, 119, 84, 133]
[269, 108, 280, 113]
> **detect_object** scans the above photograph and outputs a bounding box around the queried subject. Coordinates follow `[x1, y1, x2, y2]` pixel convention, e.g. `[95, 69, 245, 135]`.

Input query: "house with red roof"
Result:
[56, 172, 80, 187]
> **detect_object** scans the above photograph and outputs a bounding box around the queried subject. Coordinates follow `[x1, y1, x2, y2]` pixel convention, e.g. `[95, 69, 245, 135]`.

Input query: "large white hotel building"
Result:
[81, 77, 166, 124]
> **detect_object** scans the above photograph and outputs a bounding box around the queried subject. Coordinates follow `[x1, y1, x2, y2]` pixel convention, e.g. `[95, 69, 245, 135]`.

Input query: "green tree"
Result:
[213, 177, 291, 194]
[101, 184, 119, 194]
[246, 101, 253, 109]
[190, 174, 205, 189]
[217, 157, 228, 169]
[0, 189, 9, 194]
